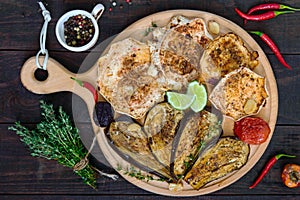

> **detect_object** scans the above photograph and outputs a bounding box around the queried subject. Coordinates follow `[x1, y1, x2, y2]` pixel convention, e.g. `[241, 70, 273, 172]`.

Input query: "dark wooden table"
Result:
[1, 0, 299, 199]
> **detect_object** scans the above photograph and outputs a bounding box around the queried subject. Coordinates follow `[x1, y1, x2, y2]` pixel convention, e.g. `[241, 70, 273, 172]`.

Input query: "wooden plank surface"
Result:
[1, 195, 299, 200]
[0, 0, 299, 199]
[1, 124, 300, 195]
[0, 0, 299, 53]
[1, 196, 300, 200]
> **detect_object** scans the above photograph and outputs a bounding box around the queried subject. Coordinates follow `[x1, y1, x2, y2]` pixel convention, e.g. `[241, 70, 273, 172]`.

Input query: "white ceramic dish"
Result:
[55, 4, 104, 52]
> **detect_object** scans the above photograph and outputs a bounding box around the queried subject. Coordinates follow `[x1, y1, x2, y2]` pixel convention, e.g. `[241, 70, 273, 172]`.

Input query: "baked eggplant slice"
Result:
[184, 137, 249, 189]
[144, 103, 184, 168]
[171, 110, 221, 178]
[107, 120, 174, 181]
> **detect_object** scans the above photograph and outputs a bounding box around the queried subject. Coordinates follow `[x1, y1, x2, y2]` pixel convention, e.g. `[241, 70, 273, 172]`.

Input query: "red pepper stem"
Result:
[248, 31, 263, 37]
[274, 10, 295, 16]
[70, 77, 84, 87]
[275, 154, 296, 160]
[280, 4, 300, 11]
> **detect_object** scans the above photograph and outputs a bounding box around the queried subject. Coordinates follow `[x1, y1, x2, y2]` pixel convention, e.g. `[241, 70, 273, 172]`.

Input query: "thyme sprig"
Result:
[117, 164, 166, 182]
[8, 101, 97, 188]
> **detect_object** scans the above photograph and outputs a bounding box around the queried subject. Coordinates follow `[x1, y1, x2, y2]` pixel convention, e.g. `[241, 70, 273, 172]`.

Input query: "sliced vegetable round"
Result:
[166, 91, 195, 110]
[187, 81, 207, 112]
[234, 117, 270, 144]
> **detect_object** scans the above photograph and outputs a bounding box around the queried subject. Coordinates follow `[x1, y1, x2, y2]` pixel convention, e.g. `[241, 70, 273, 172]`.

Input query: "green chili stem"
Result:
[280, 5, 300, 11]
[275, 154, 296, 160]
[274, 10, 295, 17]
[70, 77, 84, 87]
[248, 31, 263, 37]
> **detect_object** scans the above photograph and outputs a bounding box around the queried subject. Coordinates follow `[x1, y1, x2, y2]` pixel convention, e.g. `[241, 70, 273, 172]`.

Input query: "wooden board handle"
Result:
[21, 57, 77, 94]
[21, 56, 99, 97]
[20, 56, 102, 134]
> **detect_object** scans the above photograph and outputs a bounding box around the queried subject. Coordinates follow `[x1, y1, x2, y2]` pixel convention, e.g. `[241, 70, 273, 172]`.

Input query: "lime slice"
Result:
[166, 91, 196, 110]
[187, 81, 207, 112]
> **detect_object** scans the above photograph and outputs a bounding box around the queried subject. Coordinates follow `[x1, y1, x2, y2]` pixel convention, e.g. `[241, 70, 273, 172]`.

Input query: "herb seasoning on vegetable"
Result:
[249, 31, 293, 70]
[249, 154, 296, 189]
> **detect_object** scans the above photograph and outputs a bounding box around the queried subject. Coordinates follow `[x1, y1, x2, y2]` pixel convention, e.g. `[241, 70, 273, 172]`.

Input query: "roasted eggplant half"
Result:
[144, 103, 184, 168]
[107, 120, 174, 181]
[171, 110, 222, 178]
[184, 137, 249, 189]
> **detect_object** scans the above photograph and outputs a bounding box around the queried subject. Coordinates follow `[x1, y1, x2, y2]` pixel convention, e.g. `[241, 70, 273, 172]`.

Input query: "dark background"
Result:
[0, 0, 299, 199]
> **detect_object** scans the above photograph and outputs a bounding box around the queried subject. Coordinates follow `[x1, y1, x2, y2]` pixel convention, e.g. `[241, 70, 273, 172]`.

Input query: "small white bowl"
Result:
[55, 4, 105, 52]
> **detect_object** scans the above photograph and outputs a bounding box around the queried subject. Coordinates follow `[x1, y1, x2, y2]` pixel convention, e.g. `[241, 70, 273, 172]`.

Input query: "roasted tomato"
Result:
[281, 164, 300, 188]
[234, 117, 270, 144]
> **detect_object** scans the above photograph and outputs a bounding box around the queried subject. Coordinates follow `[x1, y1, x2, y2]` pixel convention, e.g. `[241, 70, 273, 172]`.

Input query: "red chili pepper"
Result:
[244, 3, 300, 24]
[248, 3, 300, 14]
[249, 31, 293, 70]
[235, 8, 294, 21]
[249, 154, 296, 189]
[71, 77, 98, 102]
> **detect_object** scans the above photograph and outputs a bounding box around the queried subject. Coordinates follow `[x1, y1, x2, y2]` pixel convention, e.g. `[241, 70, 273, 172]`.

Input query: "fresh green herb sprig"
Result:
[8, 101, 97, 188]
[145, 22, 158, 36]
[117, 164, 166, 182]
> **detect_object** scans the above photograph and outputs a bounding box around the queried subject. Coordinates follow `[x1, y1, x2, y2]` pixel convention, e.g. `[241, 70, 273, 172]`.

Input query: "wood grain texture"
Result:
[17, 9, 280, 196]
[0, 0, 299, 53]
[0, 0, 299, 199]
[1, 125, 299, 195]
[1, 196, 300, 200]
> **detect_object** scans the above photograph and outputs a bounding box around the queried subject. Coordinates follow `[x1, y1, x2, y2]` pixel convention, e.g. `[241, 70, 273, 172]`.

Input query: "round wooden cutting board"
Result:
[21, 10, 278, 196]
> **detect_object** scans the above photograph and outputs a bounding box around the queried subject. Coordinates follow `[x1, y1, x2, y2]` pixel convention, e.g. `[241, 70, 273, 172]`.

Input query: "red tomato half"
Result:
[234, 117, 270, 145]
